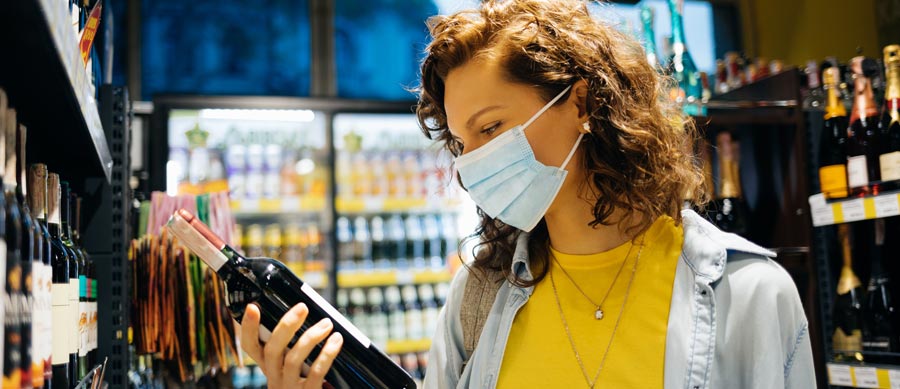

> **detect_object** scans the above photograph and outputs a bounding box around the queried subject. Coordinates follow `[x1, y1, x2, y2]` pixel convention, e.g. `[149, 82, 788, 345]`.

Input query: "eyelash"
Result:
[481, 122, 502, 136]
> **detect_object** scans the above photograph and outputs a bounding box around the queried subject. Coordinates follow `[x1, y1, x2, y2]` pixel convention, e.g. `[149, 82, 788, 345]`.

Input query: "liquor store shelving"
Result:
[809, 191, 900, 227]
[230, 196, 464, 215]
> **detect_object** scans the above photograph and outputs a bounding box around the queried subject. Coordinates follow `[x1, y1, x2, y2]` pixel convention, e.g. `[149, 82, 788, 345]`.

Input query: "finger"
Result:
[305, 332, 344, 388]
[284, 318, 333, 381]
[264, 303, 310, 386]
[240, 304, 265, 367]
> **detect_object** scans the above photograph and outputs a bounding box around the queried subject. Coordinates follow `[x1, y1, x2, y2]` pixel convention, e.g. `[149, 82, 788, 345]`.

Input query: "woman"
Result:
[239, 0, 815, 388]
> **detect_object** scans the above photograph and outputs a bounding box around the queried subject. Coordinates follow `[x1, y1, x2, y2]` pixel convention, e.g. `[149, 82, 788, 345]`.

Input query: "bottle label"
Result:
[79, 300, 88, 357]
[819, 164, 848, 198]
[51, 283, 68, 365]
[406, 310, 424, 340]
[847, 155, 870, 188]
[300, 283, 372, 348]
[389, 311, 406, 341]
[879, 151, 900, 182]
[69, 280, 79, 354]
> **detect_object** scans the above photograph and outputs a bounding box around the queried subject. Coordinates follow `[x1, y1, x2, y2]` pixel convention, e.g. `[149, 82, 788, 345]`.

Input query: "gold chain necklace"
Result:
[549, 240, 644, 389]
[551, 242, 635, 320]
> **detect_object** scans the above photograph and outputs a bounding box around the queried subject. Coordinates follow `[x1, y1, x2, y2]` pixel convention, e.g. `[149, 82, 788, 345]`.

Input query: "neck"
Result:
[543, 193, 638, 255]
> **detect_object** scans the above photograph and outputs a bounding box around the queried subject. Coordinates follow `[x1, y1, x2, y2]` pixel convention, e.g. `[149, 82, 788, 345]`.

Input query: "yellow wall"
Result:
[739, 0, 880, 66]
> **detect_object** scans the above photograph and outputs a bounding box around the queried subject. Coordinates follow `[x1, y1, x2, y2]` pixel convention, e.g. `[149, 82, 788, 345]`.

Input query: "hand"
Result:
[240, 303, 344, 389]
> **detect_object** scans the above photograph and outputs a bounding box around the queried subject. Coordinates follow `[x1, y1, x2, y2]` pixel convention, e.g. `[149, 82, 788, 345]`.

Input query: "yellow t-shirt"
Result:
[496, 216, 684, 388]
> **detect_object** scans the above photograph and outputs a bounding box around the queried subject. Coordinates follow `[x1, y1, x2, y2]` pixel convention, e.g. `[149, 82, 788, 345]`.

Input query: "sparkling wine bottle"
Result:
[167, 209, 415, 389]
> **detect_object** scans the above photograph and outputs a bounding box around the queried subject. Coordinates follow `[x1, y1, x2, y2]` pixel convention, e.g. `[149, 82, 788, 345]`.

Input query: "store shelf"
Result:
[384, 339, 431, 355]
[808, 192, 900, 227]
[827, 362, 900, 388]
[337, 269, 453, 288]
[0, 0, 113, 182]
[336, 197, 462, 214]
[231, 196, 327, 215]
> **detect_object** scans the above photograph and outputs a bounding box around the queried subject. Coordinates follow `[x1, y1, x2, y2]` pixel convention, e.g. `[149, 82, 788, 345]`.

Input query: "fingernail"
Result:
[329, 332, 343, 345]
[316, 318, 332, 329]
[296, 303, 308, 314]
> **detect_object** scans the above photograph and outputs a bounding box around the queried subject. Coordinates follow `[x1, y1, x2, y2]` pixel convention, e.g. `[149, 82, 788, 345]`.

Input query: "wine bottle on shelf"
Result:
[47, 173, 70, 389]
[28, 164, 53, 389]
[820, 66, 851, 199]
[833, 224, 865, 362]
[667, 0, 705, 116]
[880, 45, 900, 188]
[639, 5, 661, 70]
[2, 107, 23, 389]
[862, 220, 898, 361]
[73, 196, 95, 370]
[713, 132, 748, 235]
[166, 209, 416, 389]
[15, 122, 37, 389]
[59, 182, 81, 382]
[846, 56, 884, 196]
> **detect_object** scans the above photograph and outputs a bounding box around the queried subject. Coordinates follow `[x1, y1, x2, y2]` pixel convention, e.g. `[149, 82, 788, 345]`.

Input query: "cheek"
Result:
[527, 127, 580, 168]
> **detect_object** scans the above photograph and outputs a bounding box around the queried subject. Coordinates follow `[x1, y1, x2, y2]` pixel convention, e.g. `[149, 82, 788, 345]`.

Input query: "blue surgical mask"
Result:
[455, 85, 584, 232]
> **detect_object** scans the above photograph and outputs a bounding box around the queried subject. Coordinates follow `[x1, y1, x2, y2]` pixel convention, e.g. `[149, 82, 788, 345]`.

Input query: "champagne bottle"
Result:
[47, 173, 70, 389]
[880, 45, 900, 187]
[862, 220, 897, 360]
[640, 5, 661, 70]
[667, 0, 705, 116]
[2, 108, 23, 389]
[820, 67, 851, 199]
[27, 165, 53, 389]
[833, 224, 865, 362]
[846, 56, 884, 196]
[713, 132, 748, 235]
[167, 209, 416, 389]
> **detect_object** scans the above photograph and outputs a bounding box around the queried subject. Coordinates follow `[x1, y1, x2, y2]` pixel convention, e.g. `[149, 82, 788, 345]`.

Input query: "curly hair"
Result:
[416, 0, 706, 286]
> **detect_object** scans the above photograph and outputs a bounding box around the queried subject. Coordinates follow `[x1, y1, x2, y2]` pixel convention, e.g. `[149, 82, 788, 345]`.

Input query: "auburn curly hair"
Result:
[416, 0, 706, 286]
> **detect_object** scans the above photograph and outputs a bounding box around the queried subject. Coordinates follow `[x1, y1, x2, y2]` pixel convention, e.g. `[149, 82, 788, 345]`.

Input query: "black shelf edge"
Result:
[1, 0, 113, 183]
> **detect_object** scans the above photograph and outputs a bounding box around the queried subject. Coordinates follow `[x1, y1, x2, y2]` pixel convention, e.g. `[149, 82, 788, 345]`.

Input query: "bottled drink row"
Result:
[818, 45, 900, 199]
[336, 283, 450, 346]
[336, 143, 450, 200]
[236, 222, 326, 275]
[832, 219, 899, 364]
[713, 53, 787, 95]
[336, 214, 460, 273]
[0, 90, 98, 389]
[232, 352, 429, 389]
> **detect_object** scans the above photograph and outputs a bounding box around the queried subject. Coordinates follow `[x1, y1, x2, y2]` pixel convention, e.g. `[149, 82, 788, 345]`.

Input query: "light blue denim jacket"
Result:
[423, 210, 816, 388]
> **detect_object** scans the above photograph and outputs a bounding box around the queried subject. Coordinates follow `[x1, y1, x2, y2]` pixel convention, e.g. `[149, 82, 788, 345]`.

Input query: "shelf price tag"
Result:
[874, 194, 900, 218]
[889, 369, 900, 389]
[854, 367, 879, 388]
[827, 364, 853, 386]
[396, 270, 414, 285]
[240, 199, 260, 212]
[842, 199, 867, 222]
[809, 194, 835, 226]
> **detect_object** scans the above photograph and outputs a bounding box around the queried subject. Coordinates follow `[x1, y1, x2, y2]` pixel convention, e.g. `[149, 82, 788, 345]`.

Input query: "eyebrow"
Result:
[465, 105, 505, 130]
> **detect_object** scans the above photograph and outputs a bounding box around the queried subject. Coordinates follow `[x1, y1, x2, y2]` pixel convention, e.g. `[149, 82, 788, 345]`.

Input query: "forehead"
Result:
[443, 59, 540, 132]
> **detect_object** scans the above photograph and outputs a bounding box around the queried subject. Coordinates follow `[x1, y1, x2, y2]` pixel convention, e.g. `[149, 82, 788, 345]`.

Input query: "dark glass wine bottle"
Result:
[820, 67, 851, 199]
[14, 122, 36, 389]
[73, 195, 96, 369]
[846, 56, 884, 196]
[47, 172, 70, 389]
[1, 107, 22, 389]
[833, 224, 865, 362]
[28, 164, 53, 389]
[713, 131, 749, 235]
[862, 220, 898, 362]
[880, 45, 900, 189]
[167, 209, 416, 389]
[59, 181, 81, 383]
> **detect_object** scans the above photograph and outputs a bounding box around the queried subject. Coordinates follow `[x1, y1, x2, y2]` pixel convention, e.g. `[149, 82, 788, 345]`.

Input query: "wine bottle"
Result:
[846, 56, 884, 196]
[639, 5, 661, 70]
[713, 132, 749, 235]
[167, 209, 416, 389]
[28, 164, 53, 389]
[47, 172, 70, 389]
[820, 66, 851, 199]
[667, 0, 705, 116]
[2, 107, 23, 389]
[880, 45, 900, 188]
[862, 220, 897, 360]
[833, 224, 865, 362]
[59, 182, 80, 382]
[15, 122, 36, 389]
[73, 196, 96, 370]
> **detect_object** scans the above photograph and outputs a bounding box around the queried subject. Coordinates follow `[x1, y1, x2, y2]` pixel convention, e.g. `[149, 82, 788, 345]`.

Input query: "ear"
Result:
[569, 79, 590, 122]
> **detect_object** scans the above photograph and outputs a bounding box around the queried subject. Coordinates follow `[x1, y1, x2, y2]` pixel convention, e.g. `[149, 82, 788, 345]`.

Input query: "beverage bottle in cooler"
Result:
[348, 288, 370, 339]
[225, 128, 247, 200]
[336, 289, 350, 317]
[305, 225, 324, 273]
[336, 148, 354, 199]
[336, 217, 355, 272]
[370, 216, 391, 270]
[353, 217, 374, 271]
[387, 151, 405, 198]
[245, 133, 265, 200]
[401, 285, 424, 341]
[385, 286, 406, 341]
[282, 224, 304, 276]
[263, 225, 282, 260]
[371, 151, 389, 197]
[405, 216, 426, 270]
[366, 288, 390, 347]
[263, 142, 282, 199]
[280, 149, 298, 197]
[352, 153, 373, 198]
[880, 45, 900, 186]
[387, 214, 407, 270]
[244, 225, 265, 258]
[423, 215, 443, 270]
[820, 66, 851, 199]
[403, 153, 423, 199]
[846, 56, 884, 196]
[418, 284, 439, 340]
[167, 210, 416, 388]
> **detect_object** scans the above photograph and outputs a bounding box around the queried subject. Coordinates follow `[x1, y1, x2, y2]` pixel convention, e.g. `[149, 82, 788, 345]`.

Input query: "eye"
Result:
[481, 121, 502, 136]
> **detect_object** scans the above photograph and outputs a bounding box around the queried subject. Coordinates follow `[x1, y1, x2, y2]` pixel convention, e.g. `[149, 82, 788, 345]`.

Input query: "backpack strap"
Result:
[459, 267, 504, 373]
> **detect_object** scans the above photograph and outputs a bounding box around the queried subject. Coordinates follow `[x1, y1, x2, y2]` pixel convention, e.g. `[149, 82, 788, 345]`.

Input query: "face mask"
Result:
[455, 85, 584, 232]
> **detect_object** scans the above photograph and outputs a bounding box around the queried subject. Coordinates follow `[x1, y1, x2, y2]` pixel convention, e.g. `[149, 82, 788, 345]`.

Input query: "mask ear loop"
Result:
[521, 85, 573, 130]
[559, 132, 585, 170]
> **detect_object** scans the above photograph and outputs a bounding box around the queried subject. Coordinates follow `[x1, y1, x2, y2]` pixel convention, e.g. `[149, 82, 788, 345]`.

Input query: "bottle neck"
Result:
[837, 225, 862, 294]
[719, 159, 741, 198]
[640, 8, 658, 65]
[871, 220, 887, 278]
[885, 65, 900, 124]
[850, 74, 879, 123]
[824, 82, 848, 120]
[669, 0, 686, 49]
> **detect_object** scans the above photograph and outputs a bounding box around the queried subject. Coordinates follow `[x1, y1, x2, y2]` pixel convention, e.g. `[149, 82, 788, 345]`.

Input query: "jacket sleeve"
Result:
[423, 267, 470, 389]
[784, 322, 816, 389]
